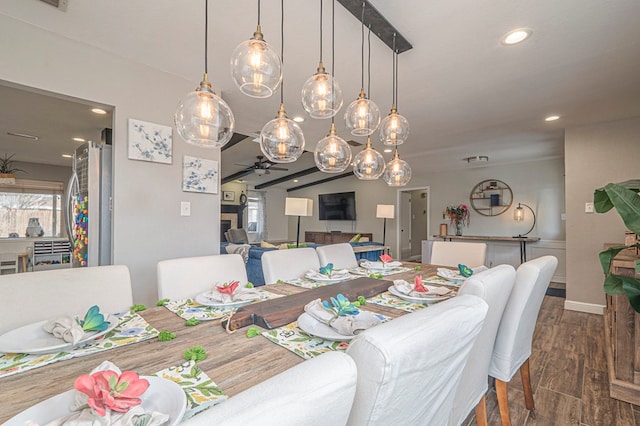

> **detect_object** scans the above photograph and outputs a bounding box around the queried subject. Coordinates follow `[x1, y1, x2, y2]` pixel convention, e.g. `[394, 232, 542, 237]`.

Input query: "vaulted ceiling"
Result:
[1, 0, 640, 190]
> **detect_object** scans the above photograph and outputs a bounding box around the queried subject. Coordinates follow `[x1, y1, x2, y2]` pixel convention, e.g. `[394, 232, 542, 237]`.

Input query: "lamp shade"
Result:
[376, 204, 395, 219]
[514, 204, 525, 221]
[285, 197, 313, 217]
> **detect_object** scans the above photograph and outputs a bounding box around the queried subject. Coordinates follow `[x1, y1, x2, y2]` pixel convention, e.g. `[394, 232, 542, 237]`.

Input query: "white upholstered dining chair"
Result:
[261, 247, 320, 284]
[0, 265, 133, 334]
[181, 351, 357, 426]
[157, 254, 247, 300]
[449, 264, 517, 426]
[429, 241, 487, 268]
[346, 294, 489, 426]
[316, 243, 358, 269]
[489, 255, 558, 425]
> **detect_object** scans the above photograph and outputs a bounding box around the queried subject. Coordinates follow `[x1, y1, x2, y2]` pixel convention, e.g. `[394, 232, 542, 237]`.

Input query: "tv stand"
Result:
[305, 231, 373, 244]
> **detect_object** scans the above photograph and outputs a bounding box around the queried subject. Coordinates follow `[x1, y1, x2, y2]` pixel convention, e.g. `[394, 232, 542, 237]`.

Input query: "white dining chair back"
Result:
[449, 264, 516, 426]
[261, 247, 320, 284]
[346, 294, 489, 426]
[181, 352, 357, 426]
[489, 255, 558, 424]
[0, 265, 133, 334]
[316, 243, 358, 269]
[429, 241, 487, 268]
[157, 254, 247, 300]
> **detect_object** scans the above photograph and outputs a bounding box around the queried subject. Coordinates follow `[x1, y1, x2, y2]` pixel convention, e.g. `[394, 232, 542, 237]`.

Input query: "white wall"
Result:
[565, 116, 640, 312]
[14, 161, 71, 183]
[263, 187, 288, 241]
[0, 14, 221, 304]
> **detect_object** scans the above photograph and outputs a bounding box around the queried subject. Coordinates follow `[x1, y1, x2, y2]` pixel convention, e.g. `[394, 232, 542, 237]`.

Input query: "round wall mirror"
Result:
[469, 179, 513, 216]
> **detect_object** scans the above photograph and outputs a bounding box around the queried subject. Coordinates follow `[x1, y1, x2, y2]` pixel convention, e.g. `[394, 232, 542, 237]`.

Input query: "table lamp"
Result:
[376, 204, 395, 246]
[285, 197, 313, 247]
[513, 202, 536, 237]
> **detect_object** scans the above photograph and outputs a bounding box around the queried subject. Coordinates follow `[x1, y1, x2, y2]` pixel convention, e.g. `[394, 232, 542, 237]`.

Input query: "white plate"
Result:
[195, 292, 256, 309]
[304, 272, 351, 283]
[436, 269, 465, 282]
[5, 376, 186, 426]
[0, 315, 119, 355]
[388, 286, 451, 304]
[297, 313, 355, 341]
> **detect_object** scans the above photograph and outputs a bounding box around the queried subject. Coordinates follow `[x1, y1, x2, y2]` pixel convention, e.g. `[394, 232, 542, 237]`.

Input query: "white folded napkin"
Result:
[437, 268, 463, 279]
[361, 260, 403, 269]
[304, 299, 381, 336]
[203, 286, 262, 303]
[305, 269, 351, 281]
[42, 317, 85, 344]
[393, 279, 452, 298]
[46, 360, 169, 426]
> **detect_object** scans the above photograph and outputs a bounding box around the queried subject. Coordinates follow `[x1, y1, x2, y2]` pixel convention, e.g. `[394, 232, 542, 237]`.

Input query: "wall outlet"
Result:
[585, 202, 594, 214]
[180, 201, 191, 216]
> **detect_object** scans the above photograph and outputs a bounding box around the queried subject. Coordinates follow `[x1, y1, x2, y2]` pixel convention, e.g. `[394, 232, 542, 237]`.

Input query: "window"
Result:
[245, 190, 266, 242]
[0, 180, 64, 238]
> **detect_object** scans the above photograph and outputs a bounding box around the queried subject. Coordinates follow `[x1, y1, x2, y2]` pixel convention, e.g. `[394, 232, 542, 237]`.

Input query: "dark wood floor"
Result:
[463, 294, 638, 426]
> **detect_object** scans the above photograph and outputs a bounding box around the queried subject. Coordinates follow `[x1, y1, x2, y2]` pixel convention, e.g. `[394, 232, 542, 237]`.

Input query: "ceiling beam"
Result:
[337, 0, 412, 53]
[222, 168, 254, 184]
[287, 172, 353, 192]
[221, 132, 251, 152]
[254, 167, 320, 189]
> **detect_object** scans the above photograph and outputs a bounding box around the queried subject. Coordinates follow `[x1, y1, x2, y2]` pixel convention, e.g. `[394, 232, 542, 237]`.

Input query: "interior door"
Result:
[400, 191, 411, 259]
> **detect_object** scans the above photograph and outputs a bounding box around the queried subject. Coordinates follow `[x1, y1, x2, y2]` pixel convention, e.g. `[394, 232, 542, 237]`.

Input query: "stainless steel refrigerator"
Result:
[65, 141, 112, 267]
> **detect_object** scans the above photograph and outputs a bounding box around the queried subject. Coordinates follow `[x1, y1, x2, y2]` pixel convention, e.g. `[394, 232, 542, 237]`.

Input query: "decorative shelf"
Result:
[469, 179, 513, 216]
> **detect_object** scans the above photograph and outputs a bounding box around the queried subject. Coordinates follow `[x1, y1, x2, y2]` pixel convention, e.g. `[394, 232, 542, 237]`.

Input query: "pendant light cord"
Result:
[280, 0, 284, 104]
[367, 24, 372, 99]
[331, 0, 336, 124]
[204, 0, 208, 75]
[360, 2, 365, 91]
[395, 43, 399, 110]
[319, 0, 323, 64]
[392, 33, 396, 107]
[257, 0, 261, 25]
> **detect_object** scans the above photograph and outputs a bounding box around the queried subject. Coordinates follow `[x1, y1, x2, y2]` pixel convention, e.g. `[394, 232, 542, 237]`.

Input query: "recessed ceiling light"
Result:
[545, 115, 560, 122]
[501, 28, 532, 45]
[72, 137, 85, 142]
[293, 116, 305, 123]
[236, 179, 245, 183]
[91, 108, 107, 115]
[293, 179, 299, 183]
[62, 154, 73, 158]
[383, 148, 393, 153]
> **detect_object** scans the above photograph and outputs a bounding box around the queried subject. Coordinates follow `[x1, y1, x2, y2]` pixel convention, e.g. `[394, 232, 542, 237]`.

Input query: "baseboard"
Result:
[564, 300, 605, 315]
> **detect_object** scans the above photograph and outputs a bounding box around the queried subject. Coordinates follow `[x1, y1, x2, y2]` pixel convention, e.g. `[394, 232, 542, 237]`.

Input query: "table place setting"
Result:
[287, 263, 357, 289]
[164, 281, 283, 321]
[350, 254, 414, 277]
[0, 307, 159, 378]
[388, 276, 454, 304]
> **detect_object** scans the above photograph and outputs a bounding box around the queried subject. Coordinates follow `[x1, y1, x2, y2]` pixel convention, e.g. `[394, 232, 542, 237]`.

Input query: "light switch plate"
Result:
[180, 201, 191, 216]
[585, 202, 594, 213]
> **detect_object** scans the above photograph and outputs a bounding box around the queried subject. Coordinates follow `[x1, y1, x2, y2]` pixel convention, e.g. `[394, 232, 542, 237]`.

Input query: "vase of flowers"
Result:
[445, 204, 470, 236]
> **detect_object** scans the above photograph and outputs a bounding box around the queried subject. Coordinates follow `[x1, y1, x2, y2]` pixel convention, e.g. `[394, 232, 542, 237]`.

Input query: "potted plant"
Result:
[0, 153, 25, 184]
[594, 180, 640, 311]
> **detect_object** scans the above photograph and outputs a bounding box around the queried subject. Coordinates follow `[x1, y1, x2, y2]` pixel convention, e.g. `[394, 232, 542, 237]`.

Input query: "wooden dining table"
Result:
[0, 262, 447, 422]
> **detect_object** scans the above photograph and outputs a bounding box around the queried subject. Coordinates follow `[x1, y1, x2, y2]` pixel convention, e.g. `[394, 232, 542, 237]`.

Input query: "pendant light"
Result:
[301, 0, 343, 119]
[380, 34, 410, 145]
[230, 0, 282, 98]
[260, 0, 305, 163]
[175, 0, 235, 148]
[314, 0, 351, 173]
[383, 148, 412, 186]
[353, 136, 385, 180]
[344, 3, 380, 136]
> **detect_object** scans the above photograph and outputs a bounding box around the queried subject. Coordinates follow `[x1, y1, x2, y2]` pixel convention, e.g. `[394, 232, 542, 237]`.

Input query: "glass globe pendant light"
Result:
[383, 148, 412, 187]
[260, 0, 305, 163]
[301, 0, 343, 119]
[380, 36, 410, 145]
[315, 122, 352, 172]
[352, 136, 385, 180]
[230, 0, 282, 98]
[344, 4, 380, 136]
[175, 0, 235, 148]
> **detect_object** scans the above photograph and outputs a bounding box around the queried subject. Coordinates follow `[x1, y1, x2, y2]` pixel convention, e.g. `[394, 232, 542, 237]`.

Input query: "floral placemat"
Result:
[286, 275, 358, 289]
[0, 311, 158, 378]
[348, 266, 414, 277]
[262, 310, 390, 360]
[164, 289, 283, 321]
[366, 292, 429, 313]
[154, 360, 227, 420]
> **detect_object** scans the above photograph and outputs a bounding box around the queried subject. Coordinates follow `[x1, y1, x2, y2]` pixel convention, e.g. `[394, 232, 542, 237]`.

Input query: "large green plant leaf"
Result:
[622, 276, 640, 312]
[594, 181, 640, 234]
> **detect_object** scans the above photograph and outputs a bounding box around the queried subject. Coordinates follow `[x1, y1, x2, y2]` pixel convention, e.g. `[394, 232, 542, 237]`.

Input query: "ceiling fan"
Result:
[235, 155, 288, 176]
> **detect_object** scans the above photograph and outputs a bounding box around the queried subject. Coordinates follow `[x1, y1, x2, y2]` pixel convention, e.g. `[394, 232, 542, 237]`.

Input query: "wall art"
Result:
[128, 118, 172, 164]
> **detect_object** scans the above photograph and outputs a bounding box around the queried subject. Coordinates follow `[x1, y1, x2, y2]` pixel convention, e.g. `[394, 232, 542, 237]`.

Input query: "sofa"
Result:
[220, 242, 385, 286]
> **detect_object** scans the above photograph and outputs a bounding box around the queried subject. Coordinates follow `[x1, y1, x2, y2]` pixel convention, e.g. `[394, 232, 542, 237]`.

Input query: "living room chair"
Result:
[346, 294, 489, 426]
[449, 264, 516, 426]
[0, 265, 133, 334]
[316, 243, 359, 269]
[181, 352, 357, 426]
[489, 256, 558, 425]
[226, 228, 250, 244]
[157, 254, 247, 300]
[261, 247, 320, 284]
[429, 241, 487, 268]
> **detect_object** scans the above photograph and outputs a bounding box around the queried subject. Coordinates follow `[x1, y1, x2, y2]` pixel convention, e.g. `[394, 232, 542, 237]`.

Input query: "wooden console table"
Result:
[434, 234, 540, 263]
[305, 231, 373, 244]
[604, 249, 640, 404]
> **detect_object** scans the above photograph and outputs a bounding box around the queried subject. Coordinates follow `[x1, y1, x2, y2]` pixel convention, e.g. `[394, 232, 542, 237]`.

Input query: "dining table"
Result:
[0, 261, 456, 423]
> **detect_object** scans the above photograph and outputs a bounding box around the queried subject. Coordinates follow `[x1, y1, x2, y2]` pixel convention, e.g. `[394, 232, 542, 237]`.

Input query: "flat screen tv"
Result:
[318, 191, 357, 221]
